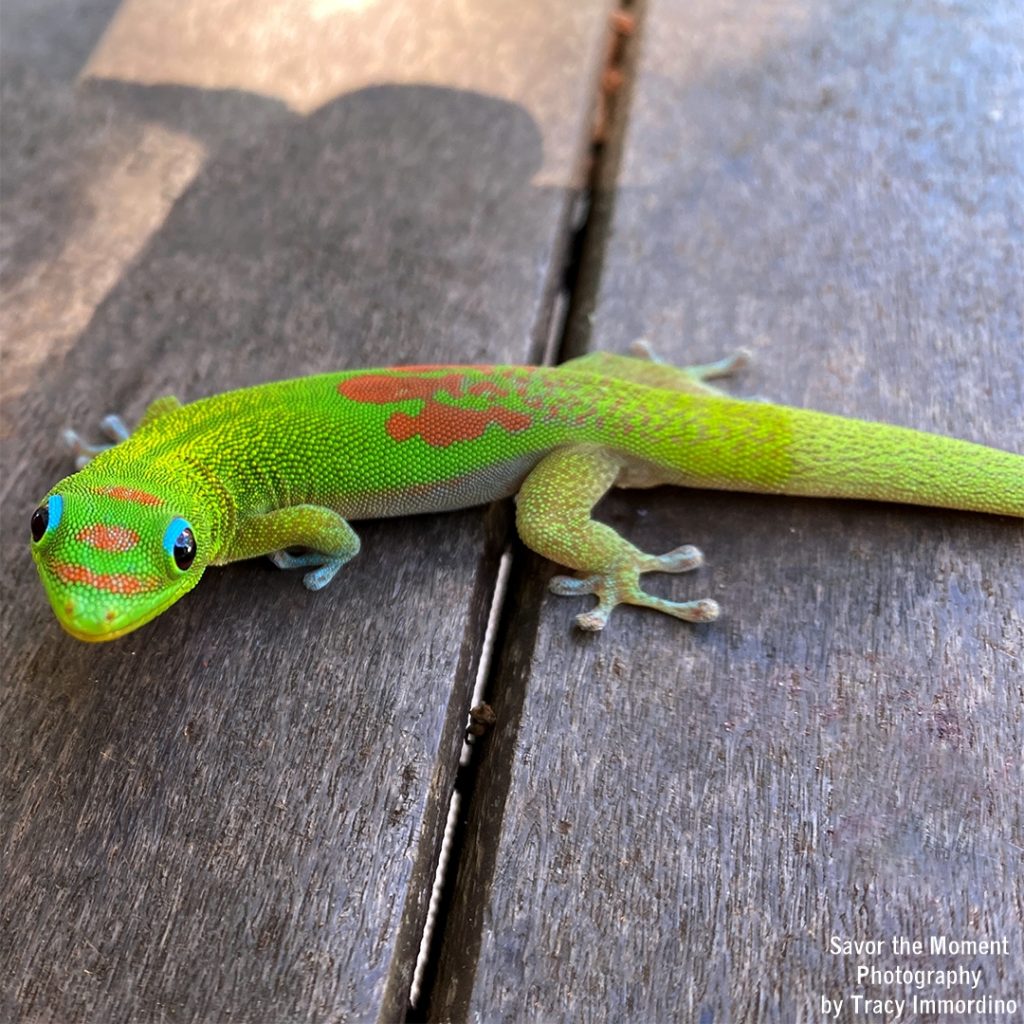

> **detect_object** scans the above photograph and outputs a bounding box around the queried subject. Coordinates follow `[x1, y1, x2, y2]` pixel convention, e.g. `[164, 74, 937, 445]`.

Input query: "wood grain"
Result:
[435, 1, 1024, 1020]
[0, 2, 611, 1021]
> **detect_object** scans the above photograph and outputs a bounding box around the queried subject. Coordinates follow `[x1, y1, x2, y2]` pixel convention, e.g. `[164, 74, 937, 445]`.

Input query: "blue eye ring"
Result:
[31, 494, 63, 544]
[162, 517, 197, 571]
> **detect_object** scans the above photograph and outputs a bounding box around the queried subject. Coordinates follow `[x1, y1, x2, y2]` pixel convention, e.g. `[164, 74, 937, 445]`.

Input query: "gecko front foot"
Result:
[235, 506, 361, 592]
[268, 550, 348, 590]
[63, 414, 131, 469]
[549, 545, 720, 631]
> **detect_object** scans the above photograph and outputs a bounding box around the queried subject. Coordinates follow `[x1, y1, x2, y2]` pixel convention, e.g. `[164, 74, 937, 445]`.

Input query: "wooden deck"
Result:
[2, 2, 1022, 1022]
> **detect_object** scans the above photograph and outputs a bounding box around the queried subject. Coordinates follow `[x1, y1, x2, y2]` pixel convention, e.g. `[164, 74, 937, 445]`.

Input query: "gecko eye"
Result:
[162, 517, 197, 571]
[31, 494, 63, 543]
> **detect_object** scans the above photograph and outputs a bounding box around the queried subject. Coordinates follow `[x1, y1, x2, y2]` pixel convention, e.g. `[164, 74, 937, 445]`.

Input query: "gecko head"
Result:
[30, 472, 216, 642]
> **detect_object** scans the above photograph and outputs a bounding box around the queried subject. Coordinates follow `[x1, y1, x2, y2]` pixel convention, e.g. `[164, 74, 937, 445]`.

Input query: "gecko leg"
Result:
[219, 504, 361, 590]
[516, 446, 719, 631]
[629, 338, 749, 381]
[62, 396, 183, 468]
[630, 340, 772, 401]
[63, 415, 132, 469]
[563, 343, 749, 397]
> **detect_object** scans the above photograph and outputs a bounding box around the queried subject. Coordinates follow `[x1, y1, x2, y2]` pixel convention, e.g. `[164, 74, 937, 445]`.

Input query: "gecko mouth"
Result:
[35, 558, 188, 642]
[51, 590, 186, 642]
[59, 615, 147, 643]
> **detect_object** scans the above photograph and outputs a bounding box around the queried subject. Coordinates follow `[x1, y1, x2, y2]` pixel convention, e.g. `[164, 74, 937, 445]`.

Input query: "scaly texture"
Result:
[29, 350, 1024, 640]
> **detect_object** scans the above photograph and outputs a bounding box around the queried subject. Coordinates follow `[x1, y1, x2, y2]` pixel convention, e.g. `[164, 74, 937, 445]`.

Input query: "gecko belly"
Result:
[326, 452, 547, 521]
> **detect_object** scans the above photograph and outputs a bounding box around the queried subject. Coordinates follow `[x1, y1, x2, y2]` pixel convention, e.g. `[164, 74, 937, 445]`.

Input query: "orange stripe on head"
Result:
[92, 485, 164, 506]
[76, 524, 140, 552]
[51, 562, 159, 595]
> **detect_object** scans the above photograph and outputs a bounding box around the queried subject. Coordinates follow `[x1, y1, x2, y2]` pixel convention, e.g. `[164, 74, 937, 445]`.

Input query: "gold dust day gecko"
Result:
[30, 345, 1024, 641]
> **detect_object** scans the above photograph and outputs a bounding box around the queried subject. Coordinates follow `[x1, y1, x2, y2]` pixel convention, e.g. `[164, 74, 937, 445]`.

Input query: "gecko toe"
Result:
[99, 414, 131, 443]
[549, 574, 599, 597]
[646, 544, 703, 574]
[575, 607, 610, 631]
[302, 562, 343, 590]
[268, 549, 344, 590]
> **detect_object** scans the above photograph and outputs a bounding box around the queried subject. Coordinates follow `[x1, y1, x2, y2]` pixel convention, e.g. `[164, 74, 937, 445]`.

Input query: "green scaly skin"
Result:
[30, 348, 1024, 641]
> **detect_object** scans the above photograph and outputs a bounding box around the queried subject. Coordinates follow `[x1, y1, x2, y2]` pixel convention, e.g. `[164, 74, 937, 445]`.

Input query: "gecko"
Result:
[29, 345, 1024, 641]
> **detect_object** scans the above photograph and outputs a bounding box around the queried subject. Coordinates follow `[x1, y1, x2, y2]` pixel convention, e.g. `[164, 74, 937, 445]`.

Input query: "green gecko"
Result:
[30, 346, 1023, 641]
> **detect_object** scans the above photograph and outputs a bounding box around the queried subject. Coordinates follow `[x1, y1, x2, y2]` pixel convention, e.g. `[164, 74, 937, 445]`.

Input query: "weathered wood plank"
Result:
[0, 3, 612, 1021]
[435, 1, 1024, 1020]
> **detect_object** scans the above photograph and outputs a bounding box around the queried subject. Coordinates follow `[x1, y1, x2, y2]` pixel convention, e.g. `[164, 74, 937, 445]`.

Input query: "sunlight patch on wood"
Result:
[0, 125, 205, 433]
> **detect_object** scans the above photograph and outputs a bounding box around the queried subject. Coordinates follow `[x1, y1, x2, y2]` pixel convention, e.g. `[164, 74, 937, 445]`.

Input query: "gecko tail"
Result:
[768, 406, 1024, 518]
[634, 394, 1024, 519]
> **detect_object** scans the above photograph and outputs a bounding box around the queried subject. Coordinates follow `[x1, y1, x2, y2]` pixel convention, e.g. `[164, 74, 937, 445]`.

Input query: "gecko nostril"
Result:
[64, 601, 74, 617]
[105, 610, 117, 622]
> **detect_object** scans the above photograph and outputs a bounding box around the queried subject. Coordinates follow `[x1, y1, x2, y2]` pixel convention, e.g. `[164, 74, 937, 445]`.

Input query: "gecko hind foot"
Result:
[630, 338, 750, 380]
[549, 545, 719, 631]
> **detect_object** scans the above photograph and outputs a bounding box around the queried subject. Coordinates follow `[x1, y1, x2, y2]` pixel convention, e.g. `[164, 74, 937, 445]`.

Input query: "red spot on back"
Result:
[387, 405, 531, 446]
[76, 524, 140, 552]
[338, 369, 536, 447]
[92, 485, 163, 506]
[51, 562, 159, 595]
[393, 364, 495, 373]
[339, 372, 469, 404]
